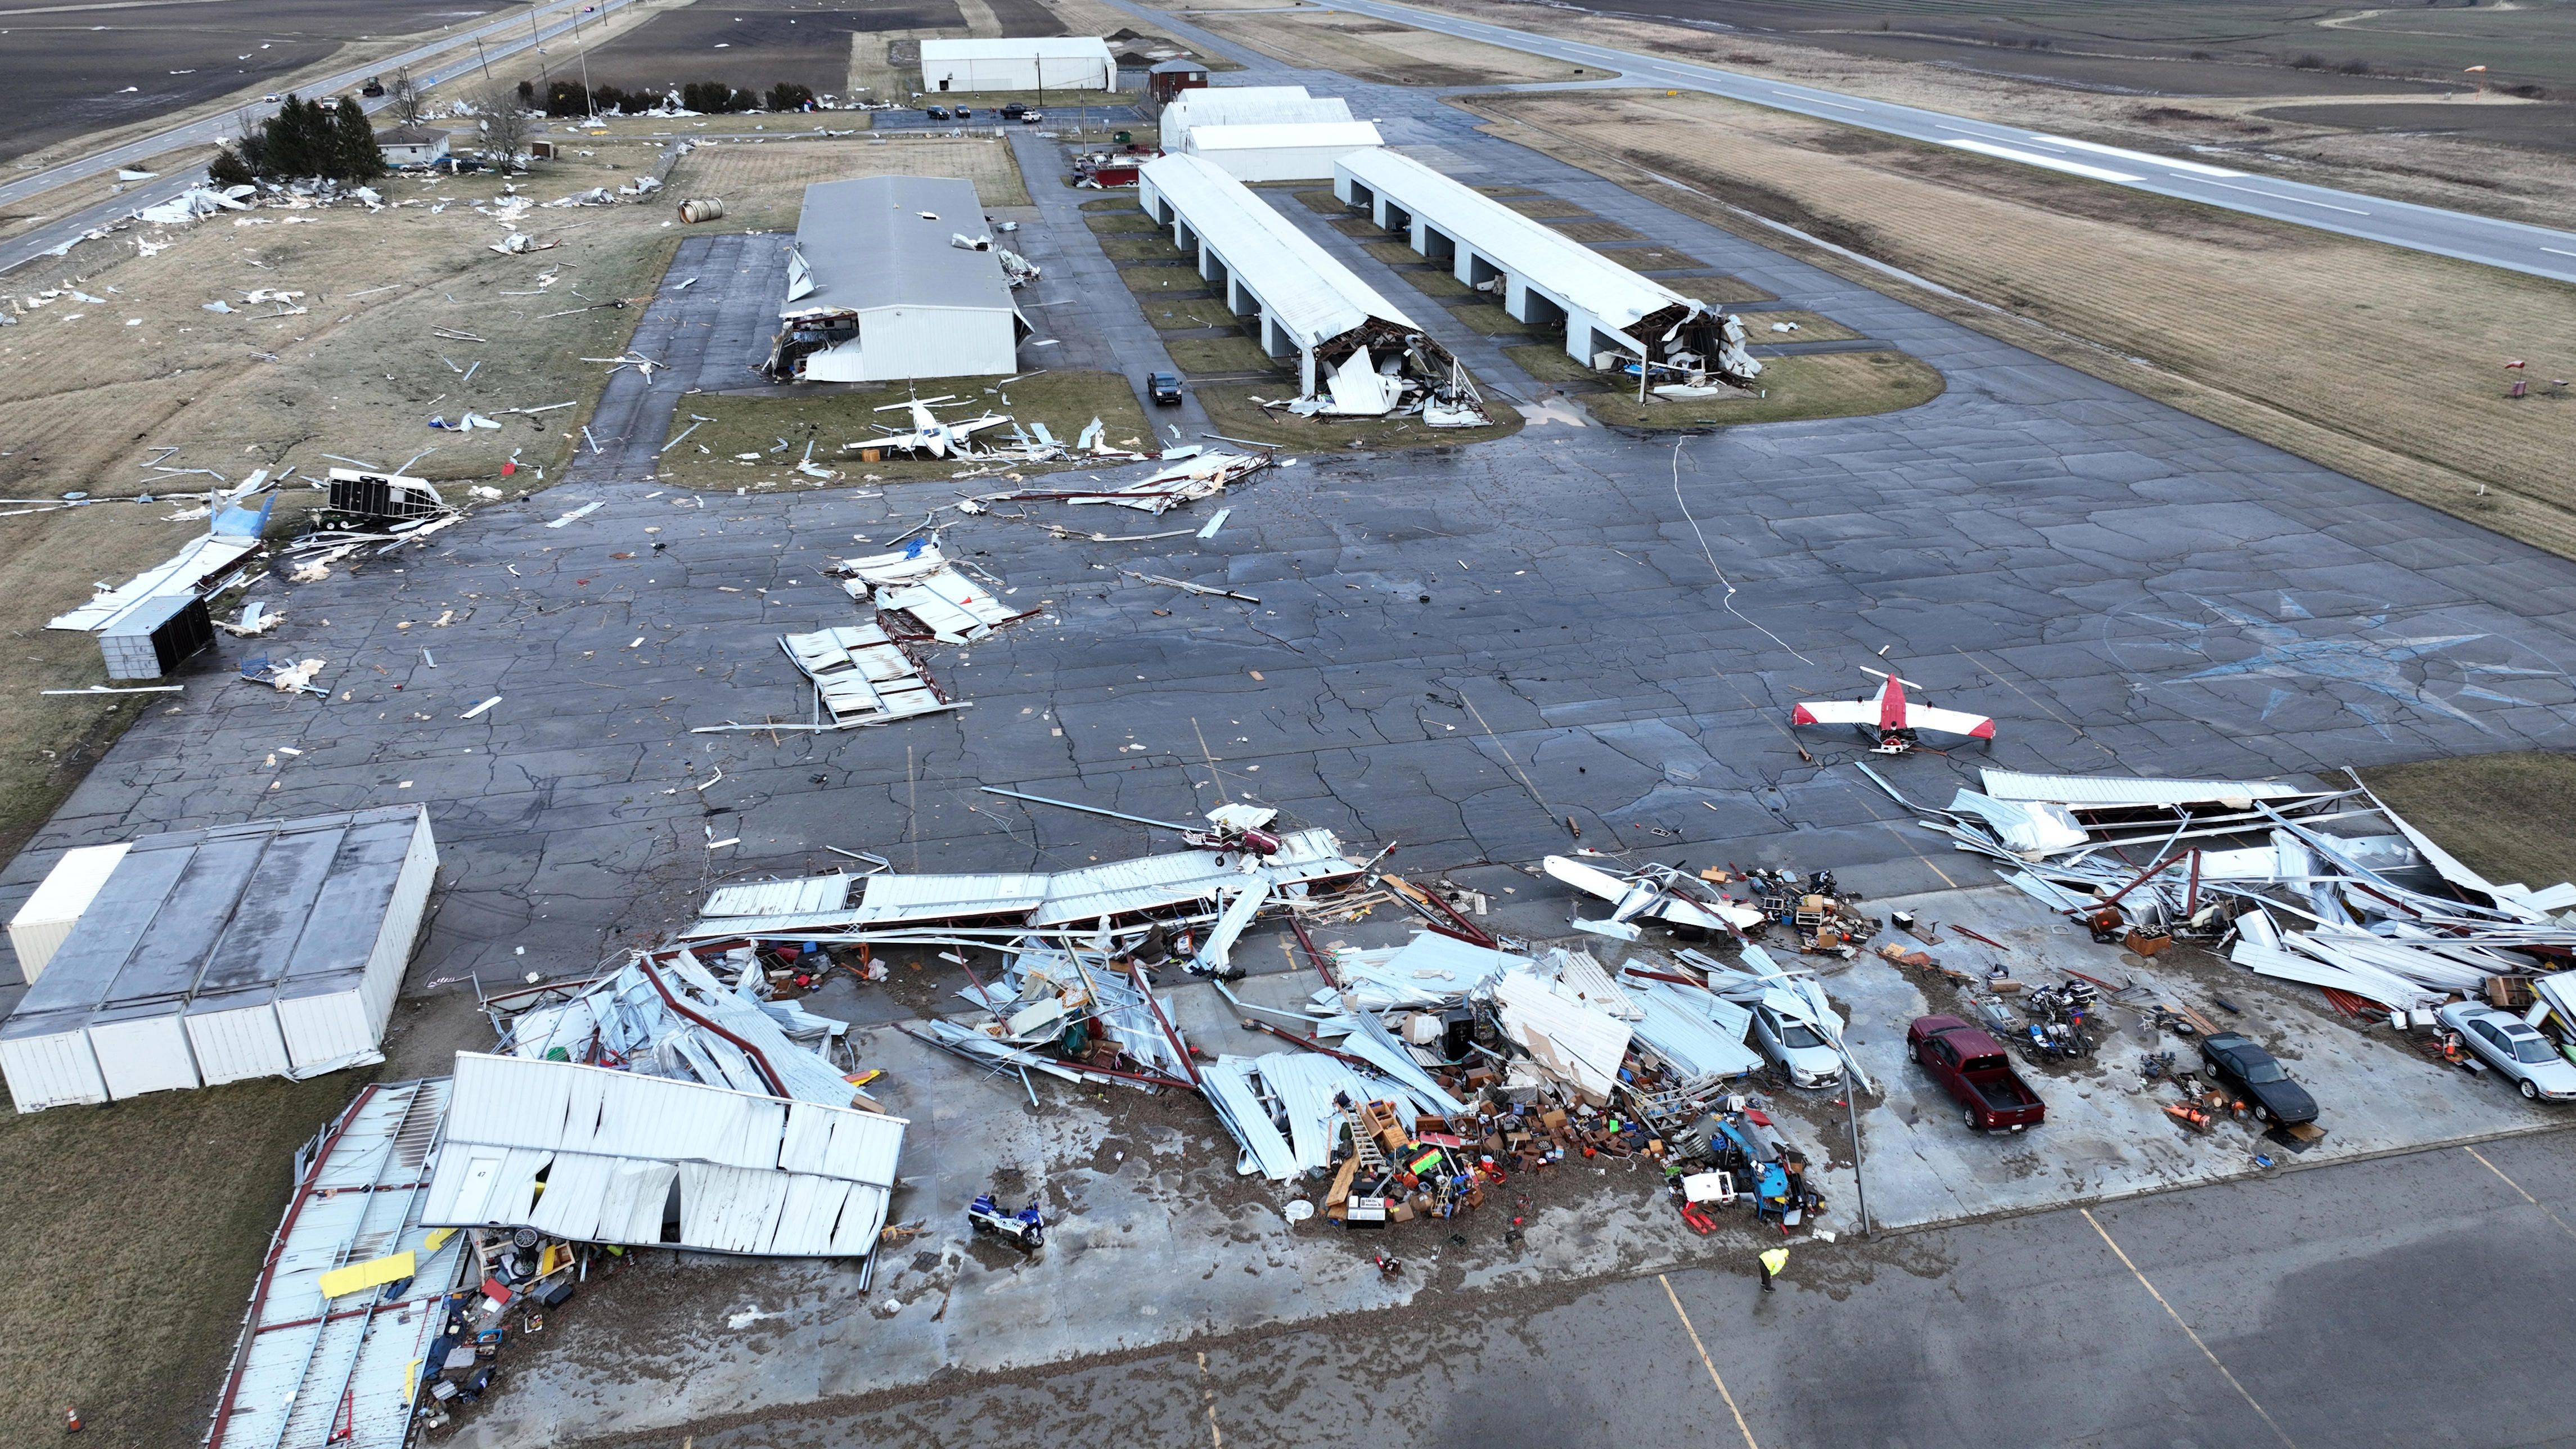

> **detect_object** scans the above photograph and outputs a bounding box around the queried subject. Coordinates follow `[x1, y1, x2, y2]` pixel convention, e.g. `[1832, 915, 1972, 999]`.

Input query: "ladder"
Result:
[1342, 1106, 1389, 1177]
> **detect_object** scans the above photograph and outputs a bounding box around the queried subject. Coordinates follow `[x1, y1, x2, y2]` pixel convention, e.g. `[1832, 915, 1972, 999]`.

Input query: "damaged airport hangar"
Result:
[768, 176, 1029, 384]
[1138, 153, 1478, 412]
[1334, 148, 1762, 386]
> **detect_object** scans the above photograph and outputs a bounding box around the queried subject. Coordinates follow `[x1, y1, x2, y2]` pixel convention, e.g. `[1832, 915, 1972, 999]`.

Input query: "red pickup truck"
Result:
[1908, 1016, 2046, 1132]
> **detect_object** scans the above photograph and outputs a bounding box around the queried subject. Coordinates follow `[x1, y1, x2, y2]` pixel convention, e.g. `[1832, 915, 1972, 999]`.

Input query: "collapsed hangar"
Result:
[1332, 148, 1762, 386]
[1136, 153, 1486, 420]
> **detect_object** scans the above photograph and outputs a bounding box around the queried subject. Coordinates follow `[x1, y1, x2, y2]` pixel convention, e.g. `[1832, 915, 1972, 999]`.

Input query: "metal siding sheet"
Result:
[184, 991, 292, 1083]
[704, 875, 856, 917]
[852, 870, 1051, 924]
[0, 1016, 107, 1110]
[1976, 770, 2316, 807]
[86, 1008, 200, 1097]
[275, 975, 377, 1069]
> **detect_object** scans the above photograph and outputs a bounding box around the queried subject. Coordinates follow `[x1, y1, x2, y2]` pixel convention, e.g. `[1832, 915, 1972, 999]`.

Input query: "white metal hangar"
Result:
[1160, 84, 1352, 138]
[919, 37, 1117, 93]
[768, 176, 1028, 383]
[1332, 148, 1763, 385]
[1159, 86, 1378, 181]
[1136, 154, 1485, 421]
[1183, 120, 1384, 183]
[0, 806, 439, 1112]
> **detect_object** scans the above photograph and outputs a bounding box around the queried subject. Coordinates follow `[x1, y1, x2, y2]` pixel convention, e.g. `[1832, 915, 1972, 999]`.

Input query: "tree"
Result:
[544, 79, 590, 118]
[476, 83, 533, 172]
[333, 96, 386, 180]
[207, 148, 255, 188]
[766, 82, 814, 112]
[389, 64, 425, 127]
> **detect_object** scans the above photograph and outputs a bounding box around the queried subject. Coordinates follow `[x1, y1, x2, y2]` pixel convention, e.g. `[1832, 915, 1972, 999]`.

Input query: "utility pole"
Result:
[1844, 1078, 1871, 1238]
[528, 1, 551, 91]
[474, 33, 493, 82]
[571, 2, 595, 119]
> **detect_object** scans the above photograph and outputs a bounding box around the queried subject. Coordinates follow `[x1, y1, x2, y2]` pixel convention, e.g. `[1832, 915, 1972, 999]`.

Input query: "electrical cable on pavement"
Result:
[1672, 439, 1813, 666]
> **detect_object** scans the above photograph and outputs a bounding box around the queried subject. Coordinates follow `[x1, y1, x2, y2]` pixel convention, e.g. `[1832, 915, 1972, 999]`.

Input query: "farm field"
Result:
[1463, 87, 2576, 557]
[0, 0, 506, 168]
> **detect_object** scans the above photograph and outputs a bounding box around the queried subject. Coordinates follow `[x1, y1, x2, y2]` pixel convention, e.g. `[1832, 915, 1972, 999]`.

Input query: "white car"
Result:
[2437, 1001, 2576, 1101]
[1751, 1004, 1844, 1088]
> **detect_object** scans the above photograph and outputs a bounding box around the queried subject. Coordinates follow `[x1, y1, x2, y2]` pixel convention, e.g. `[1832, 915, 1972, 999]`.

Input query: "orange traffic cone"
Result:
[64, 1406, 82, 1433]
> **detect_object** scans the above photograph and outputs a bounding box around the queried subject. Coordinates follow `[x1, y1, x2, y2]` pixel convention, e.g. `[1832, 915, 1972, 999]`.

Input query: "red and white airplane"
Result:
[1790, 667, 1995, 755]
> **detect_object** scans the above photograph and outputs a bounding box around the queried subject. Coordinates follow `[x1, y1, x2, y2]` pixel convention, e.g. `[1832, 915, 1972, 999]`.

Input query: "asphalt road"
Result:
[0, 0, 646, 280]
[622, 1133, 2576, 1448]
[1312, 0, 2576, 286]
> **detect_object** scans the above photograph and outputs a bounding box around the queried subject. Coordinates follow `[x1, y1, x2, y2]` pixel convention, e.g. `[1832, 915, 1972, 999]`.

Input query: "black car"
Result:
[1001, 102, 1028, 119]
[924, 105, 949, 120]
[1148, 371, 1183, 406]
[954, 106, 974, 119]
[2199, 1033, 2318, 1125]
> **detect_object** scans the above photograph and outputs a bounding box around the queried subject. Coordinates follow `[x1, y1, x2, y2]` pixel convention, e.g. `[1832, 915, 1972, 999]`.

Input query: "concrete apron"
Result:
[457, 885, 2574, 1446]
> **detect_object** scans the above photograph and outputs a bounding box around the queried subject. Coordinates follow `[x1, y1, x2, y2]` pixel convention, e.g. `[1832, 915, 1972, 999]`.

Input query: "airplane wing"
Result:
[1543, 854, 1631, 904]
[1647, 894, 1766, 931]
[1902, 704, 1996, 739]
[1790, 701, 1877, 726]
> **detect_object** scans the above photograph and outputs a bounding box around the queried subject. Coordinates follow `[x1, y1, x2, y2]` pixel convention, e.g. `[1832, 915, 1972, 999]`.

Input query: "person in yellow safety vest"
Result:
[1758, 1246, 1789, 1294]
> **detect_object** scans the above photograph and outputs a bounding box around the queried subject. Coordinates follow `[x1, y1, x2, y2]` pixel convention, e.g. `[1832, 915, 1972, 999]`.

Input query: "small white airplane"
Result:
[858, 397, 1014, 458]
[1790, 667, 1995, 755]
[1544, 854, 1766, 942]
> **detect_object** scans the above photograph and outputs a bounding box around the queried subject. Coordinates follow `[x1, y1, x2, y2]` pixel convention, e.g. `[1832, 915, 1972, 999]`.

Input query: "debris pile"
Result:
[1871, 765, 2576, 1023]
[1257, 334, 1492, 427]
[481, 946, 869, 1109]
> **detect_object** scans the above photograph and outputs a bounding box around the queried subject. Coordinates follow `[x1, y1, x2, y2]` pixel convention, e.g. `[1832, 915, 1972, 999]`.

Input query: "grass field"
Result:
[654, 370, 1153, 487]
[1502, 341, 1598, 384]
[2361, 752, 2576, 900]
[1464, 88, 2576, 559]
[1395, 268, 1472, 299]
[1578, 349, 1944, 429]
[1392, 0, 2576, 230]
[1742, 309, 1865, 343]
[1142, 296, 1242, 330]
[1661, 274, 1780, 305]
[1179, 8, 1597, 87]
[1163, 334, 1280, 376]
[1123, 264, 1209, 296]
[0, 1070, 374, 1446]
[1194, 380, 1524, 448]
[673, 130, 1032, 215]
[1444, 299, 1535, 336]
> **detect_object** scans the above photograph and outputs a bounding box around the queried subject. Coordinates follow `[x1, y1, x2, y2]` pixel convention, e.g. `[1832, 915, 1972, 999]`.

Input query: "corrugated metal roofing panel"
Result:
[1033, 827, 1354, 924]
[47, 533, 261, 631]
[424, 1054, 907, 1257]
[214, 1078, 455, 1449]
[1978, 770, 2318, 807]
[1140, 154, 1415, 350]
[853, 870, 1051, 924]
[704, 875, 856, 918]
[1337, 148, 1693, 337]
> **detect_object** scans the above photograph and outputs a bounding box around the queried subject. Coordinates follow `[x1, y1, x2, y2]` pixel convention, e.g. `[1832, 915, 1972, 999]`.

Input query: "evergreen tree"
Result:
[207, 148, 254, 188]
[334, 96, 385, 179]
